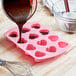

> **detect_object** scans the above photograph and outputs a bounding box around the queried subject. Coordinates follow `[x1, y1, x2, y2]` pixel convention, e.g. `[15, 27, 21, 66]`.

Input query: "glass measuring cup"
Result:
[52, 0, 76, 33]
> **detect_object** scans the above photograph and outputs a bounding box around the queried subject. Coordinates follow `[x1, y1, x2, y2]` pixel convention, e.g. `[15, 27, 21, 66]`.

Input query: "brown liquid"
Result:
[3, 0, 32, 43]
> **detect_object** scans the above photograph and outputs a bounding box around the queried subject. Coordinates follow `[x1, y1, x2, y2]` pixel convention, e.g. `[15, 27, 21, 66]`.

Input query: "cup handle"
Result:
[27, 0, 37, 20]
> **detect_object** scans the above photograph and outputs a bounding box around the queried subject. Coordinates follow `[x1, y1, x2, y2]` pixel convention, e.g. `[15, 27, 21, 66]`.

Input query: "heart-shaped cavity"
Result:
[22, 28, 30, 33]
[26, 44, 36, 50]
[37, 40, 47, 46]
[9, 32, 17, 37]
[40, 29, 49, 35]
[58, 42, 68, 48]
[35, 51, 46, 57]
[29, 34, 39, 39]
[46, 46, 56, 52]
[32, 23, 40, 29]
[48, 35, 58, 41]
[18, 38, 27, 43]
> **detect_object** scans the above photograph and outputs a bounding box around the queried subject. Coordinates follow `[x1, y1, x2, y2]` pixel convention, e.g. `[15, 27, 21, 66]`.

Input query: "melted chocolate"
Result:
[3, 0, 31, 43]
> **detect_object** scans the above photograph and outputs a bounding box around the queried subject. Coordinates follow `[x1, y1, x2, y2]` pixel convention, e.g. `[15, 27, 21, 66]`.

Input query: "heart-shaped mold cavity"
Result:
[40, 29, 49, 35]
[37, 40, 47, 46]
[29, 34, 39, 39]
[46, 46, 56, 52]
[22, 28, 30, 33]
[35, 51, 46, 57]
[18, 38, 27, 43]
[32, 23, 40, 29]
[26, 44, 36, 50]
[58, 42, 68, 48]
[48, 35, 58, 42]
[9, 32, 17, 37]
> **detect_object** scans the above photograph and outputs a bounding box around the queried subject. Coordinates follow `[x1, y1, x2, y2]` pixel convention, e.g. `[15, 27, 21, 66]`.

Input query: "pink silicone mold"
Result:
[5, 22, 71, 62]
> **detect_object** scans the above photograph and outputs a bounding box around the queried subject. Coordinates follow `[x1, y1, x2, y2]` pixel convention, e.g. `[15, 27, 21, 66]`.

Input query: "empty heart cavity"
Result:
[18, 38, 27, 43]
[22, 28, 30, 33]
[32, 23, 40, 29]
[29, 34, 39, 39]
[46, 46, 56, 52]
[58, 42, 68, 48]
[40, 29, 49, 35]
[9, 32, 17, 37]
[37, 40, 47, 46]
[35, 51, 46, 57]
[48, 35, 58, 41]
[26, 44, 36, 50]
